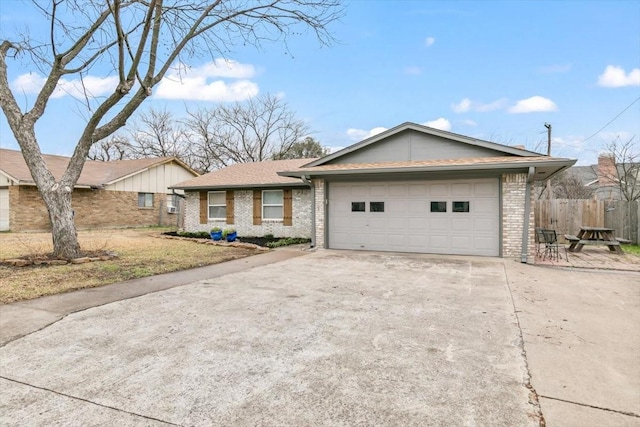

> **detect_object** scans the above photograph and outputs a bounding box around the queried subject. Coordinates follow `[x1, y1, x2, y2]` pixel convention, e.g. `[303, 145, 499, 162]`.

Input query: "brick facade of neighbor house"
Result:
[8, 185, 178, 232]
[501, 173, 535, 261]
[184, 188, 312, 238]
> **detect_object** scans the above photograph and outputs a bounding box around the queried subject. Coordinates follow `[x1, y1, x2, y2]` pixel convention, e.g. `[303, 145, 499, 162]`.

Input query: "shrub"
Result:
[222, 228, 236, 238]
[177, 231, 210, 239]
[266, 237, 311, 248]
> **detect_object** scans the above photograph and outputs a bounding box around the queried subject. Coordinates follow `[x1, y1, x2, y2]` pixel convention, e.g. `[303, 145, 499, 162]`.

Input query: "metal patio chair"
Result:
[541, 229, 567, 261]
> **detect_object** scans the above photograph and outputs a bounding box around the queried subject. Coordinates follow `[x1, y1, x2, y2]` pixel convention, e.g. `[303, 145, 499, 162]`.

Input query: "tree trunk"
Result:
[41, 186, 81, 259]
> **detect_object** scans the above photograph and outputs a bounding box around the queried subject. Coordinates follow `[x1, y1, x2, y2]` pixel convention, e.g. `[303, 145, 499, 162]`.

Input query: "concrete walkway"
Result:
[0, 247, 307, 346]
[505, 260, 640, 427]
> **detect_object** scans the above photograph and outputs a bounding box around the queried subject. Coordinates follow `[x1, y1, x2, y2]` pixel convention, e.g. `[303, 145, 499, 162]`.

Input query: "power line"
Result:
[579, 95, 640, 145]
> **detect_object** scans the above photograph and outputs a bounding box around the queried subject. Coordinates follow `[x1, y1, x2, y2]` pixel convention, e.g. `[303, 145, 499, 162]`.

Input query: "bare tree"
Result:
[0, 0, 341, 258]
[550, 170, 594, 199]
[273, 136, 329, 159]
[184, 93, 310, 171]
[128, 107, 188, 159]
[88, 134, 133, 161]
[606, 136, 640, 202]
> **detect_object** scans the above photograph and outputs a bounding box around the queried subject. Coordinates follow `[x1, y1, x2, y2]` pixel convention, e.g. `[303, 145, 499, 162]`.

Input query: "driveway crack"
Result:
[0, 375, 180, 426]
[539, 395, 640, 418]
[503, 263, 546, 427]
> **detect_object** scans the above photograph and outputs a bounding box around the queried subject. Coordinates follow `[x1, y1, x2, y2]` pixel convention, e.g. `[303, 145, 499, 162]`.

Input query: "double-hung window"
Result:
[138, 193, 153, 208]
[262, 190, 284, 220]
[208, 191, 226, 220]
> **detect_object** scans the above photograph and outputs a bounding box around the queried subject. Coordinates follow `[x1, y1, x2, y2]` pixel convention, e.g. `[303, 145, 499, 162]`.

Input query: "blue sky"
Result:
[1, 0, 639, 166]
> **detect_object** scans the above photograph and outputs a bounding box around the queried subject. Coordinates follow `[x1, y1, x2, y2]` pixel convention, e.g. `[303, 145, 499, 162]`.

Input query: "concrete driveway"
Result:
[1, 250, 638, 426]
[1, 250, 538, 426]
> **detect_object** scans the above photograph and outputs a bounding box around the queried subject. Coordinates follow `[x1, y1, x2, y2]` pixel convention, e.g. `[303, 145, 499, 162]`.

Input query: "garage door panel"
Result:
[388, 217, 407, 230]
[474, 182, 498, 196]
[368, 234, 388, 246]
[387, 234, 407, 246]
[451, 218, 472, 232]
[369, 184, 387, 197]
[451, 183, 472, 196]
[474, 236, 497, 250]
[474, 218, 495, 231]
[367, 217, 385, 228]
[451, 235, 473, 249]
[408, 184, 428, 196]
[429, 184, 449, 196]
[328, 179, 499, 256]
[430, 217, 450, 229]
[473, 199, 498, 214]
[351, 186, 369, 197]
[388, 184, 407, 196]
[388, 199, 408, 214]
[407, 218, 427, 230]
[408, 200, 426, 214]
[428, 235, 450, 249]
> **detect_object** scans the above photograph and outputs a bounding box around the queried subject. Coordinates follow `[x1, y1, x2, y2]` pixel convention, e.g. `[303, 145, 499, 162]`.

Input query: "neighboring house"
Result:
[569, 154, 639, 200]
[170, 159, 316, 239]
[173, 122, 576, 261]
[0, 148, 198, 231]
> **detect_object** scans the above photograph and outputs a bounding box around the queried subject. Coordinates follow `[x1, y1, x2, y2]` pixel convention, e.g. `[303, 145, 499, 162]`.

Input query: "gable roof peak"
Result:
[304, 121, 545, 168]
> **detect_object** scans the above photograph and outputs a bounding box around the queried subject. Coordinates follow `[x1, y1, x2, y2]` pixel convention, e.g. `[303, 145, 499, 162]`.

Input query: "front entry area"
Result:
[327, 178, 500, 256]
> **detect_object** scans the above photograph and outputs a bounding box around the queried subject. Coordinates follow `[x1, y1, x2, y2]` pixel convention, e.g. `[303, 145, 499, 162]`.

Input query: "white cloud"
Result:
[508, 96, 558, 114]
[597, 65, 640, 87]
[155, 59, 259, 101]
[451, 97, 507, 113]
[11, 73, 118, 99]
[346, 126, 388, 141]
[425, 37, 435, 47]
[476, 98, 508, 112]
[423, 118, 451, 131]
[404, 66, 422, 76]
[452, 98, 471, 113]
[538, 63, 571, 73]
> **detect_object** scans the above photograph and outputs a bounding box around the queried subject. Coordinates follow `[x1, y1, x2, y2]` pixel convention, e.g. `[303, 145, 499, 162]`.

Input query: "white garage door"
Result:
[0, 189, 9, 231]
[328, 179, 499, 256]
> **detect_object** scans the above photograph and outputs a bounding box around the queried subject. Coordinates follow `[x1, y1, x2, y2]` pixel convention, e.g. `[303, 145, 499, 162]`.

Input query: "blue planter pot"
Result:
[226, 231, 237, 242]
[210, 231, 222, 241]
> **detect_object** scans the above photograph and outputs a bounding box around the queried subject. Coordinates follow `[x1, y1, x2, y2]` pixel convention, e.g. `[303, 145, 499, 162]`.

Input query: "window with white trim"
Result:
[138, 193, 153, 208]
[262, 189, 283, 220]
[208, 191, 226, 219]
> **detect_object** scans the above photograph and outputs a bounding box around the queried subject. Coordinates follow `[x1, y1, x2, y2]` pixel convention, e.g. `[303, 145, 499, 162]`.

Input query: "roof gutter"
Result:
[279, 159, 576, 178]
[521, 166, 536, 263]
[301, 175, 316, 248]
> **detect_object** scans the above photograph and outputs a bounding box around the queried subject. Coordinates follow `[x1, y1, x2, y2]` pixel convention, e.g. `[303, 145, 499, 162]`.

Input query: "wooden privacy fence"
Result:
[535, 200, 639, 244]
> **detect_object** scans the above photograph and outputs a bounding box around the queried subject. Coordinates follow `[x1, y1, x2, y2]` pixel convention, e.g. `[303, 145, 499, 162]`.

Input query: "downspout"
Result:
[301, 176, 316, 248]
[521, 167, 536, 263]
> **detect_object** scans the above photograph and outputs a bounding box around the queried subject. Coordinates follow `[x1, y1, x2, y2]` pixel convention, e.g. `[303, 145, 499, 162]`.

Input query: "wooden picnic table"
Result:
[565, 226, 623, 254]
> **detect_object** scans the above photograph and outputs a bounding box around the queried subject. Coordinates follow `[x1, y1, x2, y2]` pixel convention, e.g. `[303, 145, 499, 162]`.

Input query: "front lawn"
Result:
[0, 228, 261, 304]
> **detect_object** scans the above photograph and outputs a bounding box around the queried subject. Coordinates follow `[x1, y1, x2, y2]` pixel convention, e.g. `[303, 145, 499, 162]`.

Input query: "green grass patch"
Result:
[624, 245, 640, 257]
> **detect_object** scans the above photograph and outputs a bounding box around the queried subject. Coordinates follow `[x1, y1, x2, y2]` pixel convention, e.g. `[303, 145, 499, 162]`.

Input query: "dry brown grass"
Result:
[0, 228, 260, 304]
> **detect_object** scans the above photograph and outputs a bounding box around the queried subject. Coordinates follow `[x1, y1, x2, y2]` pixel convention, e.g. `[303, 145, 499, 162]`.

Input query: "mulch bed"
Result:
[161, 231, 281, 248]
[2, 250, 118, 267]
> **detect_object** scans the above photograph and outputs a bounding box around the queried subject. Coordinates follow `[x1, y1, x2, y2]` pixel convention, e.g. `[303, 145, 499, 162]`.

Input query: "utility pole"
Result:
[545, 123, 552, 199]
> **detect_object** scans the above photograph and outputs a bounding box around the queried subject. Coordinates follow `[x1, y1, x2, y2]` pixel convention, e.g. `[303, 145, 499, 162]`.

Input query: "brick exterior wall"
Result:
[8, 185, 178, 232]
[312, 179, 326, 248]
[501, 173, 535, 261]
[184, 188, 312, 238]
